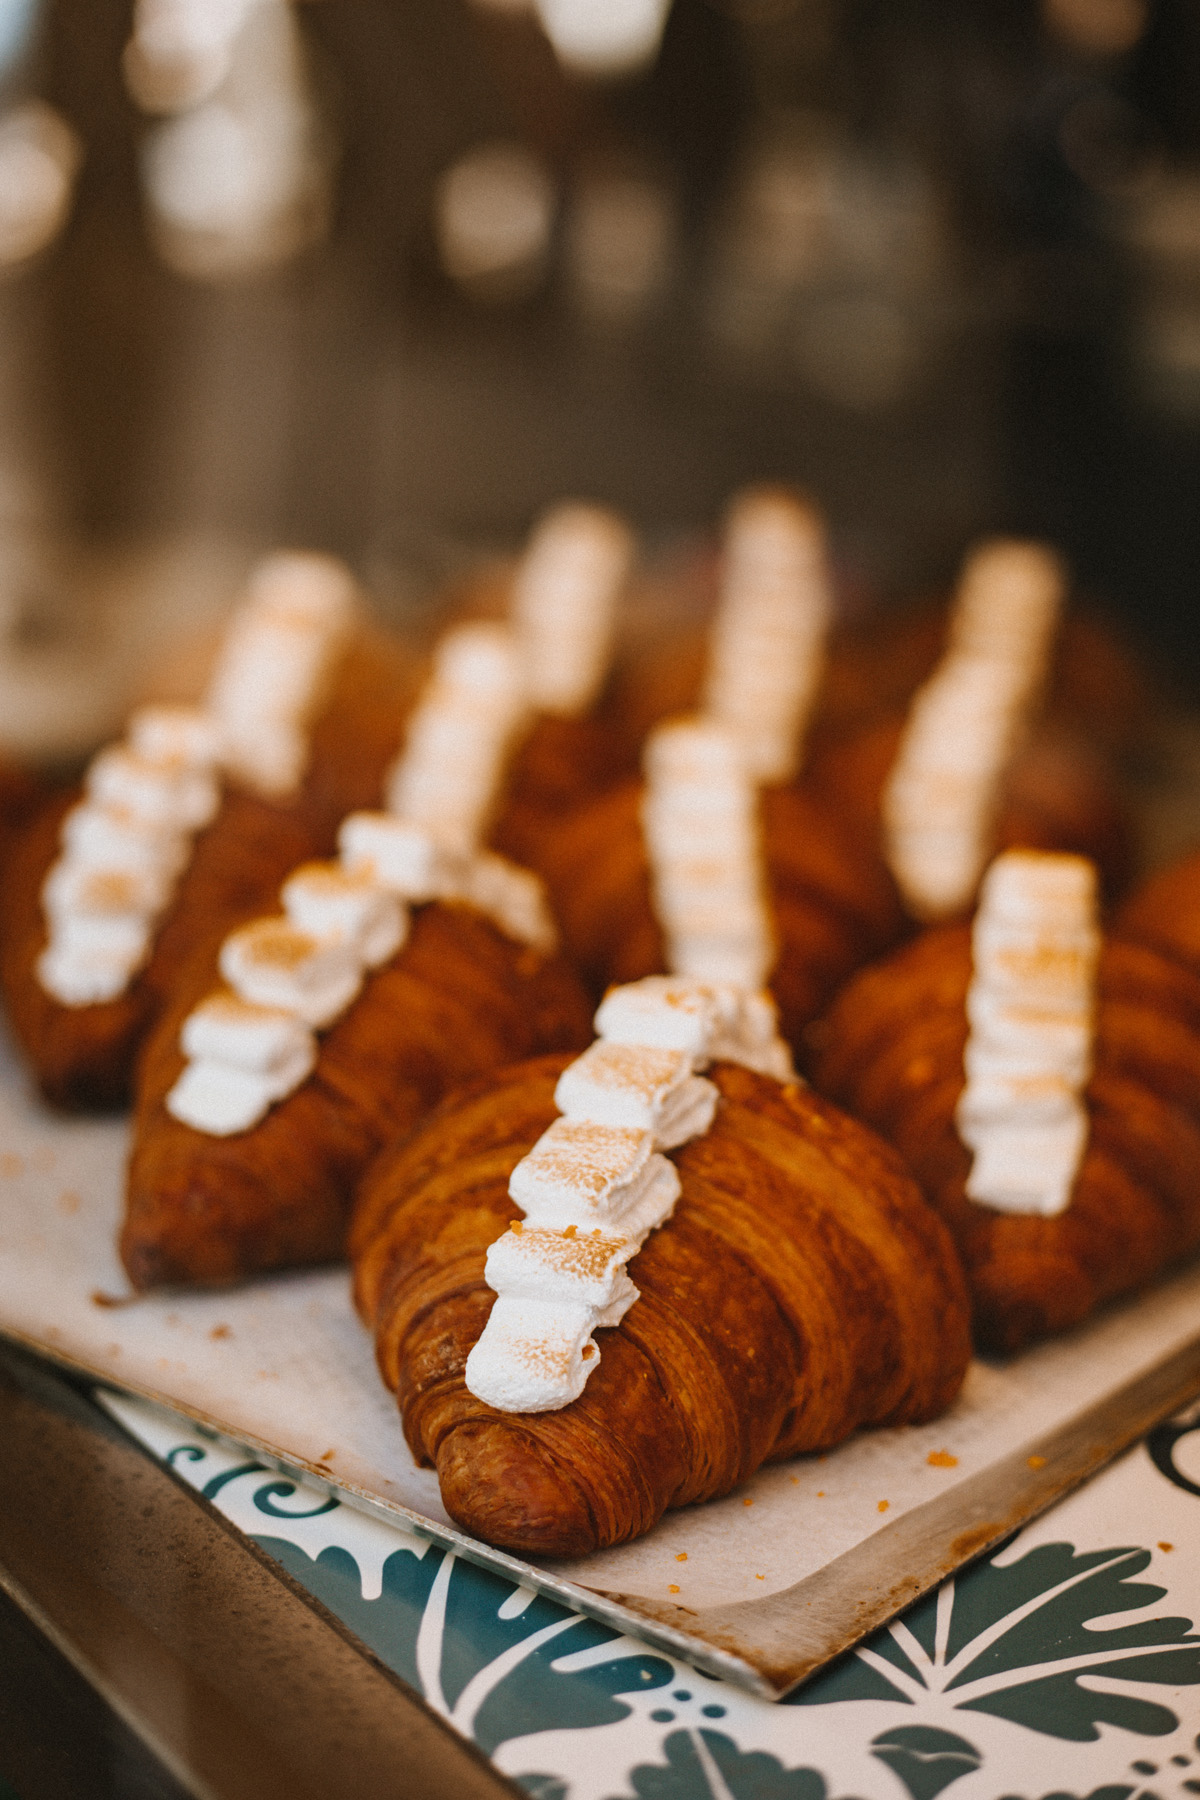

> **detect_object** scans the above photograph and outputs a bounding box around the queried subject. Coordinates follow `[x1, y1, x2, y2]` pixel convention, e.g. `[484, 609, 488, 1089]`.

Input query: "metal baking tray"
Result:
[1, 1024, 1198, 1700]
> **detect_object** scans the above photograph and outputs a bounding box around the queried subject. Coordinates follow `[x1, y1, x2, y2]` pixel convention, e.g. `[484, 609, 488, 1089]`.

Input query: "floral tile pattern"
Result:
[100, 1390, 1200, 1800]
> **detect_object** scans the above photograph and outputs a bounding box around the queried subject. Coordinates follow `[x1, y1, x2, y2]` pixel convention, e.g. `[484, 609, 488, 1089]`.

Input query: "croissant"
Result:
[528, 777, 905, 1047]
[123, 902, 592, 1289]
[0, 628, 418, 1110]
[811, 924, 1200, 1353]
[352, 1053, 971, 1557]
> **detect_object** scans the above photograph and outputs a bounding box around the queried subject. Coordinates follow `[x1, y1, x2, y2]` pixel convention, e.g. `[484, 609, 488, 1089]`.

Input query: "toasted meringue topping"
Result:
[703, 489, 832, 784]
[511, 502, 634, 716]
[883, 539, 1066, 921]
[956, 850, 1099, 1217]
[219, 917, 363, 1028]
[641, 718, 775, 990]
[594, 974, 793, 1079]
[37, 551, 360, 1009]
[281, 861, 407, 968]
[465, 966, 783, 1415]
[383, 623, 528, 855]
[205, 551, 356, 798]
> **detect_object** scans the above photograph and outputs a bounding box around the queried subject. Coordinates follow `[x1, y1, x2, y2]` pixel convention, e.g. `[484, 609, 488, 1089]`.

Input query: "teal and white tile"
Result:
[99, 1389, 1200, 1800]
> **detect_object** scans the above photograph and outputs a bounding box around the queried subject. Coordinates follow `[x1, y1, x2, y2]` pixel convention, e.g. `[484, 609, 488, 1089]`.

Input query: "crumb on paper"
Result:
[91, 1289, 134, 1309]
[320, 1448, 336, 1462]
[0, 1154, 23, 1178]
[755, 1573, 765, 1580]
[1028, 1454, 1047, 1470]
[668, 1584, 680, 1594]
[57, 1189, 81, 1214]
[742, 1497, 754, 1507]
[675, 1552, 687, 1562]
[209, 1324, 231, 1341]
[1159, 1541, 1175, 1552]
[790, 1475, 799, 1485]
[816, 1490, 825, 1498]
[878, 1500, 890, 1513]
[927, 1449, 958, 1468]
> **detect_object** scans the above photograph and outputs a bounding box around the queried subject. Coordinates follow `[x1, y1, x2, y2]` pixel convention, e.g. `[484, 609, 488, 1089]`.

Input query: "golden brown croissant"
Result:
[525, 777, 906, 1047]
[811, 926, 1200, 1353]
[123, 903, 592, 1289]
[0, 629, 418, 1110]
[351, 1054, 972, 1558]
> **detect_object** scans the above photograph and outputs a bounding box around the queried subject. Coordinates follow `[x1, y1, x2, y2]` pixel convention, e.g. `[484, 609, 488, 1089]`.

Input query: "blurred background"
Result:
[1, 0, 1199, 755]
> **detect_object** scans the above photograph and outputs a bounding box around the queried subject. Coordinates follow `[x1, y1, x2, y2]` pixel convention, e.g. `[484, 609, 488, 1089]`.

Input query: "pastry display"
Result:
[807, 539, 1133, 914]
[812, 849, 1200, 1353]
[122, 617, 593, 1290]
[352, 702, 969, 1556]
[0, 552, 420, 1109]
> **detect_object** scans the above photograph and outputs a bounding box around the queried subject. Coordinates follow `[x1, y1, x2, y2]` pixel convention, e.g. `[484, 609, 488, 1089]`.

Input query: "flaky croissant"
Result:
[351, 1054, 971, 1558]
[123, 903, 592, 1289]
[526, 778, 905, 1047]
[811, 927, 1200, 1352]
[0, 630, 418, 1110]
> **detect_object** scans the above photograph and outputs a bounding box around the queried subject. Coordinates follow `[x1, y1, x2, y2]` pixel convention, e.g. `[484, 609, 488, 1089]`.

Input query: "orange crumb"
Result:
[790, 1475, 799, 1485]
[209, 1324, 231, 1341]
[1027, 1454, 1047, 1470]
[564, 1224, 577, 1238]
[743, 1497, 754, 1507]
[675, 1552, 687, 1562]
[668, 1583, 680, 1594]
[1159, 1541, 1174, 1553]
[57, 1190, 81, 1215]
[927, 1450, 958, 1469]
[510, 1220, 523, 1233]
[755, 1573, 765, 1580]
[320, 1448, 336, 1461]
[91, 1289, 133, 1309]
[816, 1490, 825, 1498]
[878, 1500, 890, 1513]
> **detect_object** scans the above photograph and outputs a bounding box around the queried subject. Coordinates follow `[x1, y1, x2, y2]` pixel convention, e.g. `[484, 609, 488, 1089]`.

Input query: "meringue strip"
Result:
[384, 623, 529, 856]
[511, 503, 634, 717]
[465, 974, 792, 1415]
[641, 717, 775, 991]
[703, 489, 833, 784]
[882, 539, 1065, 921]
[37, 550, 359, 1009]
[956, 850, 1100, 1217]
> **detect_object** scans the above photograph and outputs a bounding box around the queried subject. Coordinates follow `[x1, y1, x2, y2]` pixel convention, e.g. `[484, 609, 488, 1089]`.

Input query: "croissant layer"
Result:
[123, 905, 593, 1290]
[353, 1056, 971, 1557]
[812, 929, 1200, 1352]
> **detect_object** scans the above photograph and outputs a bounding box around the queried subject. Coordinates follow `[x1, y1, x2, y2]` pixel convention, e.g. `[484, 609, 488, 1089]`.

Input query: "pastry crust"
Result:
[527, 777, 906, 1046]
[0, 629, 419, 1110]
[1116, 849, 1200, 974]
[352, 1056, 971, 1557]
[811, 927, 1200, 1352]
[123, 903, 593, 1289]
